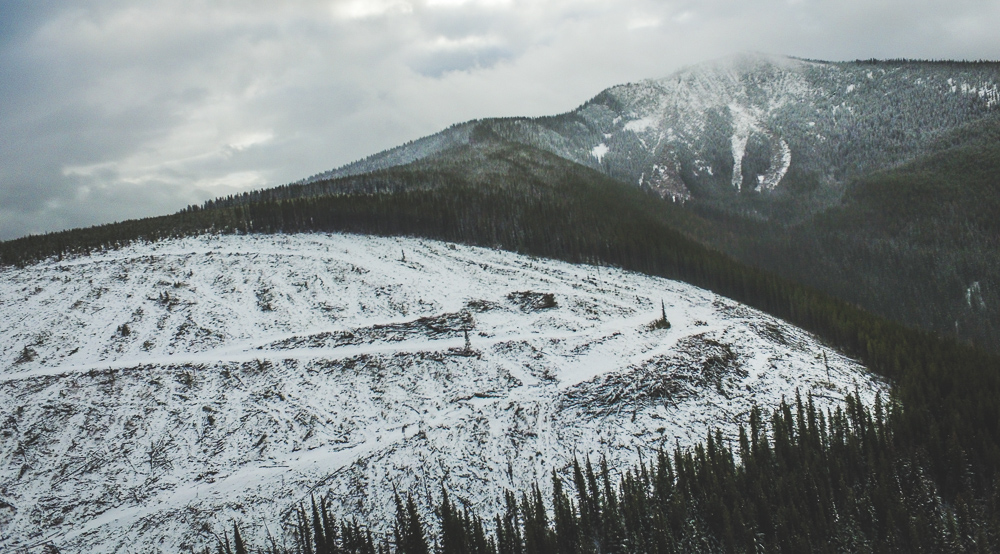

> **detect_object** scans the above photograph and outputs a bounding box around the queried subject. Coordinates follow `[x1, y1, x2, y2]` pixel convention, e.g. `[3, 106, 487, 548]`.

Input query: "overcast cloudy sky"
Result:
[2, 0, 999, 240]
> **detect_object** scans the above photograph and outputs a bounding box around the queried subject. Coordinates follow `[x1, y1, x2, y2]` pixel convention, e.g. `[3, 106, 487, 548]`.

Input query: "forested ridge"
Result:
[3, 141, 1000, 551]
[686, 113, 1000, 353]
[300, 57, 1000, 221]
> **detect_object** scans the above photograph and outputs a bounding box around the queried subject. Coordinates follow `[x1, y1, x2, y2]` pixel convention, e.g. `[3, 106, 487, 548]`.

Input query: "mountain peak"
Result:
[664, 52, 805, 79]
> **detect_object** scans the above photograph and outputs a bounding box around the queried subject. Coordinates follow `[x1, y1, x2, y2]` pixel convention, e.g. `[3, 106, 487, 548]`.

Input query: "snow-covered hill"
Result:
[0, 233, 884, 552]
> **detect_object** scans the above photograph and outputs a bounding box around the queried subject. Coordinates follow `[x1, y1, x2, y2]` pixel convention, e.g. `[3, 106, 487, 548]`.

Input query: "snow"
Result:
[728, 104, 757, 191]
[982, 84, 999, 108]
[0, 233, 885, 552]
[624, 116, 658, 133]
[967, 282, 986, 310]
[755, 138, 791, 192]
[590, 143, 609, 163]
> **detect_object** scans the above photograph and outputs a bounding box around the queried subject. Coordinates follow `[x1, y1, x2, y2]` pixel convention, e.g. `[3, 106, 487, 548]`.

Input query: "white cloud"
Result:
[425, 0, 511, 7]
[227, 132, 275, 153]
[192, 170, 270, 191]
[332, 0, 414, 20]
[671, 10, 696, 25]
[627, 16, 662, 30]
[425, 34, 503, 50]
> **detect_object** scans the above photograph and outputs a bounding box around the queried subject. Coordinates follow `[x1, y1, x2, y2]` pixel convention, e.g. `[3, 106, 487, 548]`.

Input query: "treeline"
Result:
[853, 58, 1000, 66]
[218, 393, 998, 552]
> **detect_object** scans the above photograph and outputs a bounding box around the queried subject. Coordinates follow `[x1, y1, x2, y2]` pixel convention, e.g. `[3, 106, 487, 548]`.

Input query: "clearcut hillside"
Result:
[0, 233, 883, 552]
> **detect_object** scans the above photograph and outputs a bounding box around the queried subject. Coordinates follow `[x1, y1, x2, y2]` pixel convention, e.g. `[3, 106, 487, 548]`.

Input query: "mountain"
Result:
[0, 233, 883, 552]
[305, 54, 999, 221]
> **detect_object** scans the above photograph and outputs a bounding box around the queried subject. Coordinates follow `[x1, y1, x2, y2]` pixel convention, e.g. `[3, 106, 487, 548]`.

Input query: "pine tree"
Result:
[233, 523, 247, 554]
[394, 494, 429, 554]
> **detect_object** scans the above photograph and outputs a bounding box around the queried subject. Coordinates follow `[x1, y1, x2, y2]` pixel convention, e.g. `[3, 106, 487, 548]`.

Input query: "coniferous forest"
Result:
[3, 140, 1000, 551]
[682, 112, 1000, 354]
[218, 392, 998, 553]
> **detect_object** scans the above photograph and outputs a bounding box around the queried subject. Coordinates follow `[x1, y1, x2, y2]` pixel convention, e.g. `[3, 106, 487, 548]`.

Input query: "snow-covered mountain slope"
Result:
[305, 54, 999, 217]
[0, 233, 885, 552]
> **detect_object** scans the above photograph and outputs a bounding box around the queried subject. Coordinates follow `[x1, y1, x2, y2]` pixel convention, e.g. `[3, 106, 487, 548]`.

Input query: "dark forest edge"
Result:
[215, 392, 998, 553]
[3, 142, 999, 550]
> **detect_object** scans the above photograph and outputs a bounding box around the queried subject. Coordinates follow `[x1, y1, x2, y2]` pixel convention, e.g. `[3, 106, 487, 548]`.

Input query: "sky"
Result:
[2, 0, 1000, 241]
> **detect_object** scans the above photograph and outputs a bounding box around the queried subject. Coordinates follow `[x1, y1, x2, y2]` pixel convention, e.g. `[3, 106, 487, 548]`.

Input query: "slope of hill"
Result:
[696, 112, 1000, 352]
[0, 233, 883, 552]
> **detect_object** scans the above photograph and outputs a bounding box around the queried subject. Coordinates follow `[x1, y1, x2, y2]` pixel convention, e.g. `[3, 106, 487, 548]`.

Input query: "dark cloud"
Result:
[1, 0, 999, 240]
[0, 0, 62, 48]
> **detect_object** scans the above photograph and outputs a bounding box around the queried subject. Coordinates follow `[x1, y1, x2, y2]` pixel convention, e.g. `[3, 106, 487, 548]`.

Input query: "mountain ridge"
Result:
[302, 53, 999, 221]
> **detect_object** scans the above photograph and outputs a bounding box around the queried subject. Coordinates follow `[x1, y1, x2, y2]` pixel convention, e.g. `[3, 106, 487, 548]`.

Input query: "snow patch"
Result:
[967, 282, 987, 310]
[755, 138, 791, 192]
[728, 104, 757, 191]
[624, 116, 658, 133]
[591, 143, 609, 163]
